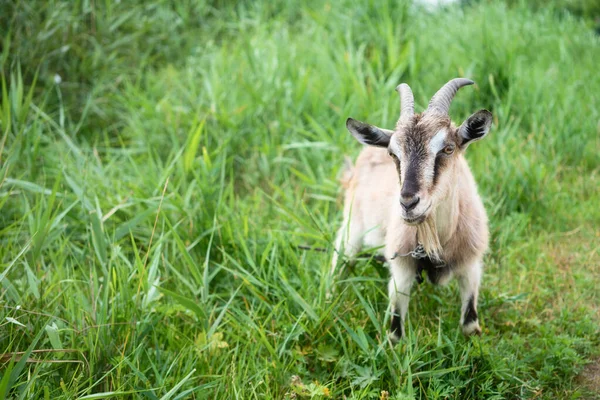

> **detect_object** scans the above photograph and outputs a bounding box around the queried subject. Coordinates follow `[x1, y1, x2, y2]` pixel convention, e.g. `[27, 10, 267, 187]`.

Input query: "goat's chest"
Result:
[415, 256, 452, 285]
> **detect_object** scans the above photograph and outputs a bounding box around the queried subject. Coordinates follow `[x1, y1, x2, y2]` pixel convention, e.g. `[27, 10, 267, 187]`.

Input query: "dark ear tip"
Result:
[346, 117, 358, 129]
[481, 110, 493, 126]
[472, 110, 493, 124]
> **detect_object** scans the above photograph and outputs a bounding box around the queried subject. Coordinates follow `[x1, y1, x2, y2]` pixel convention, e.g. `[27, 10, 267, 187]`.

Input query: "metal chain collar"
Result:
[390, 243, 446, 267]
[390, 243, 427, 260]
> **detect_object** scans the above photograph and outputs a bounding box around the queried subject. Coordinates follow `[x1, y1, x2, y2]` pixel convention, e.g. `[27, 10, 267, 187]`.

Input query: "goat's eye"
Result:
[442, 145, 455, 155]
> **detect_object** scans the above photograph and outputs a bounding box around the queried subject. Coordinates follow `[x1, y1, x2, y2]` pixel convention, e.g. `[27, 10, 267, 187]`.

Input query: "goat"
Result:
[331, 78, 493, 340]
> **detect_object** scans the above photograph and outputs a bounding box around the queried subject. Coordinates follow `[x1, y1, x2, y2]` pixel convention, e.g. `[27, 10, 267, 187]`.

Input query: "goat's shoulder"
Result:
[350, 147, 396, 190]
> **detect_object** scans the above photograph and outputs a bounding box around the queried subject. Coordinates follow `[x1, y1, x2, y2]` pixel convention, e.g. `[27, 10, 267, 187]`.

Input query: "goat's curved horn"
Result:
[426, 78, 474, 115]
[395, 83, 414, 122]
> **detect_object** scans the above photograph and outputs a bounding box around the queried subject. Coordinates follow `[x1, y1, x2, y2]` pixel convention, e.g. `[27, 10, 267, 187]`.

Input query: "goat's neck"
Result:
[433, 175, 461, 244]
[416, 164, 461, 258]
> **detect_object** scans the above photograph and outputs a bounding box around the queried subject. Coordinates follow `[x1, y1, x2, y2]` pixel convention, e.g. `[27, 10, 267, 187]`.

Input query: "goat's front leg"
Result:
[387, 258, 416, 341]
[456, 260, 483, 336]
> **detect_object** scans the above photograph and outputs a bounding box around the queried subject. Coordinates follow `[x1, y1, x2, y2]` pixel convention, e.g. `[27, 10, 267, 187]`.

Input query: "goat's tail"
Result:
[339, 156, 354, 189]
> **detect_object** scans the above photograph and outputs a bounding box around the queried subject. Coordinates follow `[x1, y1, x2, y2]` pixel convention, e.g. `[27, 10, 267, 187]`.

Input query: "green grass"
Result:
[1, 0, 599, 398]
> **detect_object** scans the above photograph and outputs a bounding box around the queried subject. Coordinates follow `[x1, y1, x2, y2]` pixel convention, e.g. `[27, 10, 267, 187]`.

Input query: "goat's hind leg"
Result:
[330, 220, 363, 277]
[457, 261, 483, 336]
[327, 220, 363, 298]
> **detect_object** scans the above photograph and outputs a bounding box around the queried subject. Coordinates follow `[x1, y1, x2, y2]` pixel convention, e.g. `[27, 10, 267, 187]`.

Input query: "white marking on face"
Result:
[428, 129, 448, 155]
[389, 135, 402, 156]
[389, 136, 406, 181]
[421, 129, 447, 185]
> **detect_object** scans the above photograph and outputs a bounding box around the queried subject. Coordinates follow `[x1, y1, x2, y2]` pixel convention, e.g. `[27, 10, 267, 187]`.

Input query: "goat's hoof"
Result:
[388, 330, 401, 344]
[388, 326, 405, 343]
[325, 288, 336, 301]
[462, 321, 482, 336]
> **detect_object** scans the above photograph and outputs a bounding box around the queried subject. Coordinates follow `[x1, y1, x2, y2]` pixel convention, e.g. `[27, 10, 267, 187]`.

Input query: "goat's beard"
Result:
[416, 215, 443, 262]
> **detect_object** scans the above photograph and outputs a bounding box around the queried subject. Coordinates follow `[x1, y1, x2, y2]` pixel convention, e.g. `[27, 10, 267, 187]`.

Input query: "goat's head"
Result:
[346, 78, 493, 225]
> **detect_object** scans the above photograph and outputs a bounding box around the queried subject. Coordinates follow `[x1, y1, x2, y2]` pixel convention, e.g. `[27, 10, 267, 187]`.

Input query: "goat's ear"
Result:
[458, 110, 493, 148]
[346, 118, 392, 147]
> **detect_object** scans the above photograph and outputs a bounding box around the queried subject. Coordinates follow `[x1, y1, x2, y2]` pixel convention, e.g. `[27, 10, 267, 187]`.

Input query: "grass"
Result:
[1, 0, 599, 398]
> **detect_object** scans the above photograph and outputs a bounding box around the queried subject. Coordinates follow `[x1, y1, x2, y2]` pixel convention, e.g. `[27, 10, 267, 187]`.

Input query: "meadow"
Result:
[1, 0, 599, 398]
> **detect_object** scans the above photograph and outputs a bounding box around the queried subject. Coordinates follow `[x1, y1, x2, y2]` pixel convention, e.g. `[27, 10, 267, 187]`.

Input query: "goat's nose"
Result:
[400, 196, 420, 212]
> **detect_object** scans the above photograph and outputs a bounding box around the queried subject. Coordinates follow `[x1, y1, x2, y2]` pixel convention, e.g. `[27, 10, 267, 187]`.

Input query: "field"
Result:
[1, 0, 599, 398]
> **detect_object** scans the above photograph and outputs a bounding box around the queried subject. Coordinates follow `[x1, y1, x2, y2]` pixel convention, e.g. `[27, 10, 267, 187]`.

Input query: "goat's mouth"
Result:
[403, 215, 426, 225]
[402, 205, 431, 225]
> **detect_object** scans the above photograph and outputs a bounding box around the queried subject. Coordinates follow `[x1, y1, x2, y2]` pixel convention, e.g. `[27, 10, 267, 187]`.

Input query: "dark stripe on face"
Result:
[463, 296, 478, 325]
[433, 155, 447, 187]
[401, 152, 422, 198]
[388, 152, 402, 176]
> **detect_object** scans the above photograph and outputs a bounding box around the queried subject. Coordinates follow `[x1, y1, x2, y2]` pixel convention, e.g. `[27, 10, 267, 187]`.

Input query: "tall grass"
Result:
[1, 0, 599, 398]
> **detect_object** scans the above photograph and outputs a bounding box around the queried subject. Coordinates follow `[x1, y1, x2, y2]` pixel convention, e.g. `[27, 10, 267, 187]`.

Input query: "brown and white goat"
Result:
[331, 78, 492, 340]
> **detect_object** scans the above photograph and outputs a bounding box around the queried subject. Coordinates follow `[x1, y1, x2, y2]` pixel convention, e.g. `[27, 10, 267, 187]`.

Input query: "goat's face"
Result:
[346, 79, 492, 225]
[394, 112, 492, 223]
